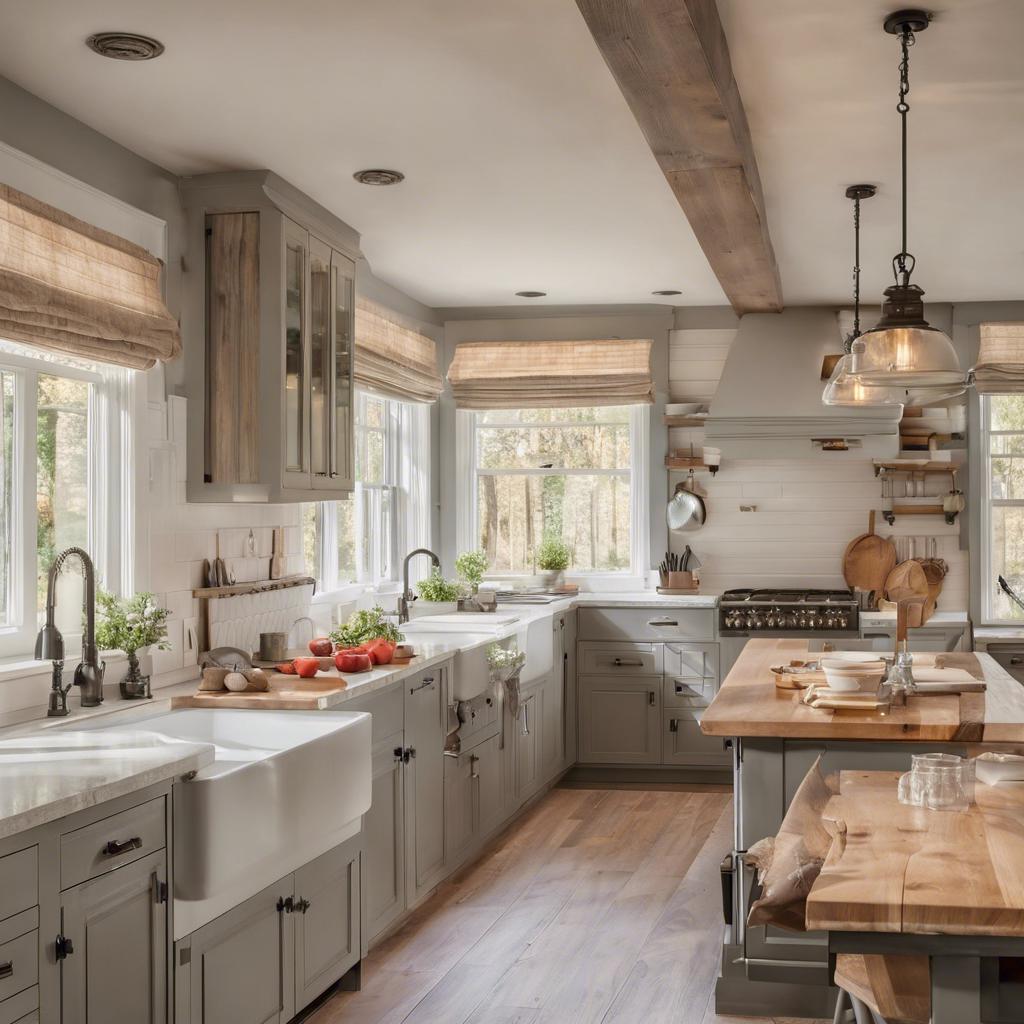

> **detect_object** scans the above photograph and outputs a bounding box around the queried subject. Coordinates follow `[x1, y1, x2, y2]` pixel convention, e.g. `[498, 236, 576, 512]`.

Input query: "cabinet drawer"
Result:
[61, 796, 166, 889]
[0, 913, 37, 1005]
[663, 675, 716, 708]
[577, 607, 714, 642]
[578, 642, 662, 677]
[0, 986, 37, 1024]
[344, 685, 403, 742]
[0, 849, 36, 924]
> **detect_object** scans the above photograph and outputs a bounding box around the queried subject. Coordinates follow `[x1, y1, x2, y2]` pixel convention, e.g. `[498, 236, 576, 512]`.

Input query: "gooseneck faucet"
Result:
[398, 548, 441, 624]
[36, 547, 105, 715]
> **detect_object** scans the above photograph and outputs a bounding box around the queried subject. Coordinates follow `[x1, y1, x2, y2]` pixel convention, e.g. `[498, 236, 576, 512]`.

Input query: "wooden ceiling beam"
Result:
[575, 0, 783, 313]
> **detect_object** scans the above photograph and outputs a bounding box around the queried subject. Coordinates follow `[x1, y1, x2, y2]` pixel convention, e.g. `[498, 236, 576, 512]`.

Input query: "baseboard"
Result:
[564, 764, 732, 787]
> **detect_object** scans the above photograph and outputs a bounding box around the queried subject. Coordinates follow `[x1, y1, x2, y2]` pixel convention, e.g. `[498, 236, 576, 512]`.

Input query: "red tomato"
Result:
[276, 662, 297, 675]
[366, 638, 396, 665]
[334, 650, 372, 673]
[308, 637, 333, 657]
[293, 657, 321, 678]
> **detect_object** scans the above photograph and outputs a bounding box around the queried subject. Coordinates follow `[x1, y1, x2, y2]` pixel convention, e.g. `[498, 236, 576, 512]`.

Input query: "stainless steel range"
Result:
[719, 588, 859, 638]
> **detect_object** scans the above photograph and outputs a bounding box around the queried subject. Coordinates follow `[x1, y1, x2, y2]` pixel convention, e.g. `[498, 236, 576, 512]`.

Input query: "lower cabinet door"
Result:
[443, 749, 476, 870]
[540, 668, 564, 784]
[515, 692, 542, 803]
[294, 842, 360, 1012]
[363, 737, 406, 945]
[663, 708, 730, 767]
[578, 676, 661, 764]
[187, 880, 293, 1024]
[473, 734, 504, 841]
[60, 850, 168, 1024]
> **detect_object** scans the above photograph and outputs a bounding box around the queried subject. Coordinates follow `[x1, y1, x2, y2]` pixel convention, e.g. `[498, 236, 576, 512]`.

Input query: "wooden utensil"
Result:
[842, 511, 897, 604]
[885, 560, 929, 604]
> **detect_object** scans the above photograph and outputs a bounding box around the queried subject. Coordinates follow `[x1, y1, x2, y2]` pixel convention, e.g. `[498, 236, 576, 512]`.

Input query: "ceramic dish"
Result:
[820, 658, 886, 693]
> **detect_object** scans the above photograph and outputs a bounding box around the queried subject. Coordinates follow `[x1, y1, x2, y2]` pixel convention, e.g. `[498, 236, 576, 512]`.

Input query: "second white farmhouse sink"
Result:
[84, 707, 370, 935]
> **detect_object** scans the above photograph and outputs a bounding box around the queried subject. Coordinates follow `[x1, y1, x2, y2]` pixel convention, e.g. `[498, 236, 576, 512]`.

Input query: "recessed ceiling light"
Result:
[86, 32, 164, 60]
[353, 169, 405, 186]
[652, 289, 682, 296]
[515, 291, 547, 298]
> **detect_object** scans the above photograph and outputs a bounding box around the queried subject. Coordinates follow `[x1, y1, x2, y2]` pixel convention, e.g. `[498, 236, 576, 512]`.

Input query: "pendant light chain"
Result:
[852, 193, 862, 345]
[894, 23, 916, 285]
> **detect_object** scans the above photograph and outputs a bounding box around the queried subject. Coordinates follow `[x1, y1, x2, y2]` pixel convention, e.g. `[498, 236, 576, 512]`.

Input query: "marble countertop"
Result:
[0, 729, 214, 841]
[859, 608, 969, 629]
[974, 627, 1024, 644]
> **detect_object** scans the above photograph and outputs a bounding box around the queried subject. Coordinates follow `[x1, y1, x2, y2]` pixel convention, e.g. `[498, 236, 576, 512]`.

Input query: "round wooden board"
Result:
[884, 559, 930, 603]
[843, 533, 897, 595]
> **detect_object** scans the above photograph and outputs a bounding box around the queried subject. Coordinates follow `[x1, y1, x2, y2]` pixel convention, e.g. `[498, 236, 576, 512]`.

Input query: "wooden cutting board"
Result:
[884, 560, 930, 604]
[842, 511, 897, 599]
[171, 673, 351, 710]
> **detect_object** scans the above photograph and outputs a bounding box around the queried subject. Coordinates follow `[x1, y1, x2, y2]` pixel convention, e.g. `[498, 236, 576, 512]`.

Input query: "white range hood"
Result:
[704, 309, 901, 459]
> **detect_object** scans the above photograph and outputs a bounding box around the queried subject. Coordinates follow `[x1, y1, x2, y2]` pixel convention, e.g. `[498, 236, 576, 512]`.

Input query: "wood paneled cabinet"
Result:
[362, 734, 406, 943]
[578, 676, 662, 765]
[178, 836, 360, 1024]
[60, 850, 168, 1024]
[182, 171, 359, 503]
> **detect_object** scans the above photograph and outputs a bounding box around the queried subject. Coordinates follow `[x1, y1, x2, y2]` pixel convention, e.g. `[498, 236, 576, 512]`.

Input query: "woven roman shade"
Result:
[972, 322, 1024, 394]
[355, 299, 442, 404]
[0, 184, 180, 369]
[447, 338, 653, 409]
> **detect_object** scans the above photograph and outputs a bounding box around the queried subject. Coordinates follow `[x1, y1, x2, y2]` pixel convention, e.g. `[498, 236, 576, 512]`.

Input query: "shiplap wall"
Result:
[668, 329, 969, 609]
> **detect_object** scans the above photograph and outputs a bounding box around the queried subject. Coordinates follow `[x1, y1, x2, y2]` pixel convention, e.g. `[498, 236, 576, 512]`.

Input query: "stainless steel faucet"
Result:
[398, 548, 441, 624]
[36, 547, 105, 715]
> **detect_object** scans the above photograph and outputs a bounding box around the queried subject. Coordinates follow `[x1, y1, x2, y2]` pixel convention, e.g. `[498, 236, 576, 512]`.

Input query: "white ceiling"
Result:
[0, 0, 726, 309]
[1, 1, 1022, 308]
[719, 0, 1024, 305]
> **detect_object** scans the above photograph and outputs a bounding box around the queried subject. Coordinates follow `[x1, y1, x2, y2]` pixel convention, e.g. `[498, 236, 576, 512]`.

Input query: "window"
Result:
[460, 405, 649, 576]
[305, 391, 430, 590]
[0, 341, 135, 657]
[983, 394, 1024, 621]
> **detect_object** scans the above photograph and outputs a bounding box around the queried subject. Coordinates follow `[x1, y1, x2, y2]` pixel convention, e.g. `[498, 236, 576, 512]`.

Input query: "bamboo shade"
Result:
[447, 338, 653, 409]
[355, 299, 442, 403]
[0, 183, 180, 369]
[973, 322, 1024, 394]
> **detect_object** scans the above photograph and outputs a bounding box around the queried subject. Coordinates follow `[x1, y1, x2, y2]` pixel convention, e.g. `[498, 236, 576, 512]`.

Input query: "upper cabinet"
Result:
[181, 171, 360, 503]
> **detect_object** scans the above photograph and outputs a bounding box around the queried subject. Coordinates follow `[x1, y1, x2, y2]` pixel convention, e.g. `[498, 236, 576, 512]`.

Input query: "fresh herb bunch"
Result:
[536, 537, 571, 571]
[415, 568, 464, 603]
[455, 549, 488, 588]
[330, 606, 404, 649]
[95, 591, 171, 655]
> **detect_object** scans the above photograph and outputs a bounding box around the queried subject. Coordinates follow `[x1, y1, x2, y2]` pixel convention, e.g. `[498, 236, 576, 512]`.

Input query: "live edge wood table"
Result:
[698, 639, 1024, 1020]
[807, 770, 1024, 1024]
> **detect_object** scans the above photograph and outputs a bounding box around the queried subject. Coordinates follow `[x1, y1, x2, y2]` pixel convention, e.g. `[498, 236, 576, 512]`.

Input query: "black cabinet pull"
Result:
[103, 836, 142, 857]
[0, 960, 12, 979]
[294, 898, 311, 913]
[276, 896, 294, 914]
[55, 935, 74, 960]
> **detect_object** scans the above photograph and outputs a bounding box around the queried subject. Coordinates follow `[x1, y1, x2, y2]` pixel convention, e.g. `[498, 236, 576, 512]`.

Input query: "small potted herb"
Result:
[455, 549, 489, 594]
[95, 590, 171, 700]
[413, 568, 465, 616]
[536, 537, 571, 590]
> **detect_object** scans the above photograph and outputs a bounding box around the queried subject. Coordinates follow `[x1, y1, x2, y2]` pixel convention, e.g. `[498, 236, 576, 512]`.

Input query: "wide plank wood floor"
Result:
[309, 784, 827, 1024]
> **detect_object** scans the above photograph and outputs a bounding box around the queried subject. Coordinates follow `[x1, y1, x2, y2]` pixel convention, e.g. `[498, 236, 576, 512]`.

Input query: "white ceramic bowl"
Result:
[821, 658, 886, 693]
[824, 651, 886, 664]
[666, 402, 702, 415]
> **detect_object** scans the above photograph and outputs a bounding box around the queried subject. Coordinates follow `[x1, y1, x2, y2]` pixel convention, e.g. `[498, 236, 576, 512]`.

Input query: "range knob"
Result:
[837, 614, 849, 630]
[824, 612, 837, 630]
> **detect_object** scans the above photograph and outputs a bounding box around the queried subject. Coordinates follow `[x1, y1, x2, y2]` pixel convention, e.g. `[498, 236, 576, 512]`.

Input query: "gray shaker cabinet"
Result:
[293, 844, 360, 1011]
[60, 849, 168, 1024]
[578, 676, 661, 764]
[362, 735, 406, 944]
[403, 667, 447, 904]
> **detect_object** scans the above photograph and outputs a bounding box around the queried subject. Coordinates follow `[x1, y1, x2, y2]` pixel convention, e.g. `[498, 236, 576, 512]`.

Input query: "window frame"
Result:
[308, 391, 430, 592]
[980, 393, 1024, 623]
[456, 403, 650, 580]
[0, 341, 135, 658]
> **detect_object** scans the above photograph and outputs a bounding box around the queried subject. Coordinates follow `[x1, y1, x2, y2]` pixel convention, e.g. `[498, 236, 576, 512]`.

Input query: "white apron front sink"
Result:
[85, 707, 370, 935]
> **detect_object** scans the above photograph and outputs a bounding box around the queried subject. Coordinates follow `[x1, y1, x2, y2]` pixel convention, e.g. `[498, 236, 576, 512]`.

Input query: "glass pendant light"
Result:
[823, 185, 903, 407]
[848, 10, 965, 392]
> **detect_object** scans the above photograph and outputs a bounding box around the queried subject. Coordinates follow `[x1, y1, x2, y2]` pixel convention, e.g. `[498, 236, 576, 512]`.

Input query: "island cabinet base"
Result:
[715, 735, 981, 1019]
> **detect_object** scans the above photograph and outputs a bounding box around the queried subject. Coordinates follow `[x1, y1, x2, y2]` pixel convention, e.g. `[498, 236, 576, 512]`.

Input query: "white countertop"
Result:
[0, 729, 214, 841]
[858, 609, 970, 629]
[975, 627, 1024, 644]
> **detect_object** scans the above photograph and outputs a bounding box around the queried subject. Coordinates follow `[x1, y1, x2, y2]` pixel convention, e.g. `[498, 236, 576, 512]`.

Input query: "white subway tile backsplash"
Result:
[175, 531, 216, 563]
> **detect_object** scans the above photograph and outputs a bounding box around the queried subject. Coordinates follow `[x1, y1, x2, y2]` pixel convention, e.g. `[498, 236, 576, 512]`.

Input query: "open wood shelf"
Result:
[872, 461, 960, 477]
[664, 415, 707, 428]
[193, 574, 315, 600]
[665, 456, 707, 470]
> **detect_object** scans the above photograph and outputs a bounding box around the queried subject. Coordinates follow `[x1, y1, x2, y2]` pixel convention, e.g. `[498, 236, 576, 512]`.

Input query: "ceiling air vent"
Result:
[86, 32, 165, 60]
[353, 169, 405, 186]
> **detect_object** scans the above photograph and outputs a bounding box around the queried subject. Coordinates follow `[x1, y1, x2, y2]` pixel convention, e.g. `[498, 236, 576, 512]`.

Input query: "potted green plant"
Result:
[413, 568, 465, 616]
[455, 549, 489, 594]
[95, 590, 172, 700]
[536, 537, 571, 590]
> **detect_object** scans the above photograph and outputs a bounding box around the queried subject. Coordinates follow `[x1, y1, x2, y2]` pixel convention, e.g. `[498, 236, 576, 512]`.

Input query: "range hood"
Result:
[704, 309, 901, 459]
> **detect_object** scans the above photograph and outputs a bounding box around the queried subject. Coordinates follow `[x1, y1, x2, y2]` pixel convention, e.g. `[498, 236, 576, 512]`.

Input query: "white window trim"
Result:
[311, 395, 431, 599]
[0, 341, 138, 658]
[979, 393, 1024, 624]
[456, 404, 650, 582]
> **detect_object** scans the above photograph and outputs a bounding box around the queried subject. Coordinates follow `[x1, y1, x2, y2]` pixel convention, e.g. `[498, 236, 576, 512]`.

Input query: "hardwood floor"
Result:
[309, 785, 828, 1024]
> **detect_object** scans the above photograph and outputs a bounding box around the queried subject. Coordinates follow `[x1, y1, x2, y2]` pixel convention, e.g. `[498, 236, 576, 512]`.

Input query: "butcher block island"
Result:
[702, 639, 1024, 1020]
